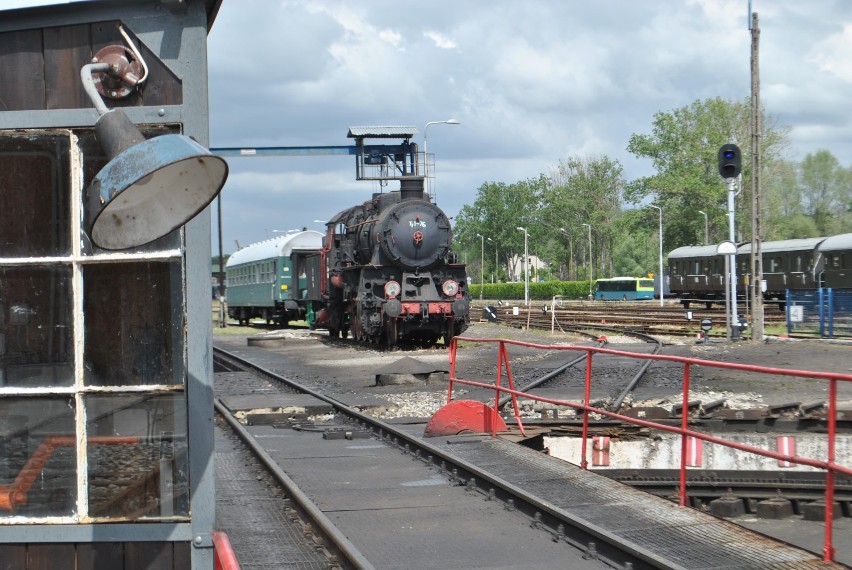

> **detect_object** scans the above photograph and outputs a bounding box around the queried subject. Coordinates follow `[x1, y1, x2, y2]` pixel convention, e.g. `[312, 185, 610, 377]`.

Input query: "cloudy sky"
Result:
[10, 1, 852, 253]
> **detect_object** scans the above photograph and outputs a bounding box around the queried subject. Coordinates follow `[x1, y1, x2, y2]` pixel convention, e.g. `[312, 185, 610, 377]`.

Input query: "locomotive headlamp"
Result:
[441, 279, 459, 297]
[80, 32, 228, 250]
[384, 281, 401, 299]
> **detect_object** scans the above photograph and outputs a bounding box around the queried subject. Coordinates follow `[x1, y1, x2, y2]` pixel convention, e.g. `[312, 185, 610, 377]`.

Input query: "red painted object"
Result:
[591, 436, 610, 466]
[777, 436, 796, 467]
[213, 532, 240, 570]
[424, 399, 508, 437]
[685, 436, 703, 467]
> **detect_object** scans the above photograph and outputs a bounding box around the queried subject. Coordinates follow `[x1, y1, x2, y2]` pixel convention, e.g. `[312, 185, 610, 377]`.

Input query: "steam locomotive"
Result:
[667, 232, 852, 308]
[316, 176, 470, 346]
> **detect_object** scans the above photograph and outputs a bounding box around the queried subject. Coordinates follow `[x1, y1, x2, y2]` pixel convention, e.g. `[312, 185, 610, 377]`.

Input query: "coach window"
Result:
[767, 256, 778, 272]
[0, 130, 189, 522]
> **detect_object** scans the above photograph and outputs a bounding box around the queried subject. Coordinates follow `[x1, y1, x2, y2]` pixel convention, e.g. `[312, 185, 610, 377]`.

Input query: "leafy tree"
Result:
[626, 97, 790, 249]
[800, 149, 851, 235]
[453, 176, 547, 281]
[543, 156, 625, 280]
[759, 159, 819, 239]
[611, 210, 659, 277]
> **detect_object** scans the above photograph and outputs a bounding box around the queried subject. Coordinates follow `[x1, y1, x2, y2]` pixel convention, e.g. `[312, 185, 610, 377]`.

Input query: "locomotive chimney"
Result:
[400, 176, 426, 201]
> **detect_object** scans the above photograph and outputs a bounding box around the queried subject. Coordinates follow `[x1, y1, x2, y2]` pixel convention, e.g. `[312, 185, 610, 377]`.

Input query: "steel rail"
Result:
[214, 398, 376, 570]
[213, 347, 685, 570]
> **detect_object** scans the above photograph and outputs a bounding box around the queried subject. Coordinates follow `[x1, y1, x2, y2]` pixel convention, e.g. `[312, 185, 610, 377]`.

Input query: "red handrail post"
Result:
[580, 350, 593, 470]
[678, 363, 691, 507]
[500, 341, 526, 437]
[824, 377, 838, 562]
[213, 531, 241, 570]
[491, 341, 509, 437]
[446, 336, 457, 404]
[679, 362, 689, 507]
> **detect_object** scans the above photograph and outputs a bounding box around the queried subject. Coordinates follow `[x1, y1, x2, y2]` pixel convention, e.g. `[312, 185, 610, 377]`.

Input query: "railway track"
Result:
[212, 343, 851, 569]
[494, 325, 663, 414]
[473, 301, 786, 337]
[213, 347, 618, 569]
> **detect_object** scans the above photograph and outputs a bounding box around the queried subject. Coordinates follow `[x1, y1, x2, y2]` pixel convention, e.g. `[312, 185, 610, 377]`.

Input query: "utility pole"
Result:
[750, 11, 764, 342]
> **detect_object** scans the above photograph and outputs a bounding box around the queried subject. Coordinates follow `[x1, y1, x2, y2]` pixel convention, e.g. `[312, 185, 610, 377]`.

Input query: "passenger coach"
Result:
[816, 233, 852, 289]
[226, 231, 323, 326]
[668, 233, 852, 308]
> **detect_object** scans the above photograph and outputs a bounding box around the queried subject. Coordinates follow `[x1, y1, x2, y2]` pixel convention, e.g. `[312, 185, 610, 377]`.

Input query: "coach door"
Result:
[291, 252, 315, 300]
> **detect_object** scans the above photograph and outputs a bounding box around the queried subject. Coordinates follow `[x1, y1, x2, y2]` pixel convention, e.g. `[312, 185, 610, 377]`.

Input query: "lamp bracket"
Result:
[91, 45, 143, 100]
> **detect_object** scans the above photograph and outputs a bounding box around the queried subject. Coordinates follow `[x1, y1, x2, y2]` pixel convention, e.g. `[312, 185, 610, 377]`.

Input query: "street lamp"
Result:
[581, 223, 592, 299]
[559, 227, 571, 280]
[516, 226, 529, 305]
[648, 205, 664, 307]
[423, 119, 460, 201]
[487, 237, 497, 283]
[698, 210, 709, 245]
[476, 233, 485, 300]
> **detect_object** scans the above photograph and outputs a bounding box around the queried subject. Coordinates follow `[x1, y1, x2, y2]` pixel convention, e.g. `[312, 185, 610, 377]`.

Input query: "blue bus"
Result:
[594, 277, 655, 301]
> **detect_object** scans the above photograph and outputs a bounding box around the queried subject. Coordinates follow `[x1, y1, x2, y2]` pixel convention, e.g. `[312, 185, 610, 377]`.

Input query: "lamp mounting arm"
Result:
[82, 24, 150, 106]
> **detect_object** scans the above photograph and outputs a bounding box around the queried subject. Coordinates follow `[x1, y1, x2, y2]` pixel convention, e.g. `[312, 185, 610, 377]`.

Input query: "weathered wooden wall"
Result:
[0, 541, 191, 570]
[0, 21, 181, 112]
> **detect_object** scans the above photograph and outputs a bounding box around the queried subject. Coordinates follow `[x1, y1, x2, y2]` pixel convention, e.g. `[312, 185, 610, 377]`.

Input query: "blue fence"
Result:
[786, 289, 852, 338]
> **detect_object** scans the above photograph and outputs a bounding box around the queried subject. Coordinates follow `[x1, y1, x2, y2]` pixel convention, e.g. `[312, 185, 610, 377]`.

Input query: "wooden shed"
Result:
[0, 1, 224, 568]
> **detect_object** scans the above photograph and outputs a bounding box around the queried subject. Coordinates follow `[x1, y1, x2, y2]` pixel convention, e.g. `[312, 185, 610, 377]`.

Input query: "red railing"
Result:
[213, 532, 241, 570]
[446, 336, 852, 563]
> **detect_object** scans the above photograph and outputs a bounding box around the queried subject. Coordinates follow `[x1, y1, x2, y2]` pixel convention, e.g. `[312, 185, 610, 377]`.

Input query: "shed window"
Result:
[0, 130, 189, 523]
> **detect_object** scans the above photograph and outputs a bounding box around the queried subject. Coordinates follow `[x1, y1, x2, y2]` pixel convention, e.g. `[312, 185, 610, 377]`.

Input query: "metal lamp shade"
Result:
[88, 114, 228, 250]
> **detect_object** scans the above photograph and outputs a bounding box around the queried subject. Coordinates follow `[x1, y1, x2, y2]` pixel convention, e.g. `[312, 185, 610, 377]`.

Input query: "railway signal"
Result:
[718, 144, 742, 179]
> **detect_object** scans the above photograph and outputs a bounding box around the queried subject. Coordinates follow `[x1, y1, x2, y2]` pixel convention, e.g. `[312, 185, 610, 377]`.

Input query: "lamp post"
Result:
[488, 237, 497, 283]
[698, 210, 709, 245]
[558, 227, 571, 280]
[649, 205, 664, 307]
[581, 223, 592, 299]
[476, 233, 485, 300]
[516, 226, 529, 305]
[423, 119, 460, 200]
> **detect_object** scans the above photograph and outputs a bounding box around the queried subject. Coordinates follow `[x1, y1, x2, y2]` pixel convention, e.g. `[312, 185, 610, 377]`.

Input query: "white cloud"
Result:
[811, 23, 852, 82]
[423, 31, 457, 49]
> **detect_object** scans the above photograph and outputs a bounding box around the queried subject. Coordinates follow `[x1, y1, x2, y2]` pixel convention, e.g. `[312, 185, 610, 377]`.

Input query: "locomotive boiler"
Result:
[318, 176, 470, 346]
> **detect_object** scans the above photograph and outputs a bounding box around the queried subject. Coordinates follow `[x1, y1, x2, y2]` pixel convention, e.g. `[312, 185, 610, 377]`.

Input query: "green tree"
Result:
[759, 159, 819, 239]
[611, 209, 659, 277]
[626, 97, 790, 249]
[453, 176, 547, 281]
[800, 149, 851, 235]
[543, 155, 625, 280]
